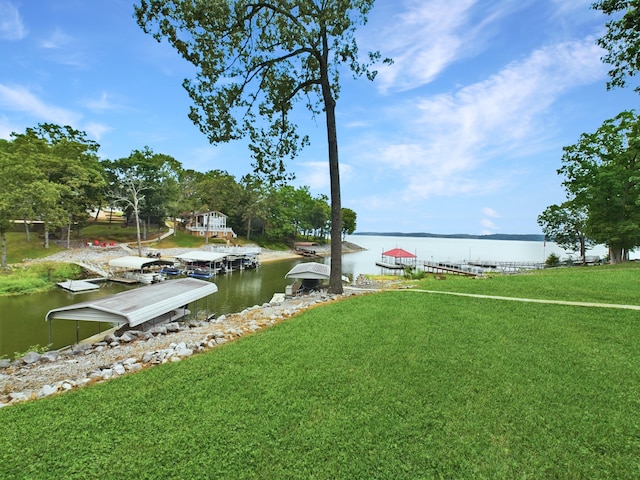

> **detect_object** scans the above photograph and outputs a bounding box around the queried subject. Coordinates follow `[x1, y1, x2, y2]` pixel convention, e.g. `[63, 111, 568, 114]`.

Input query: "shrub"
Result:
[545, 253, 561, 268]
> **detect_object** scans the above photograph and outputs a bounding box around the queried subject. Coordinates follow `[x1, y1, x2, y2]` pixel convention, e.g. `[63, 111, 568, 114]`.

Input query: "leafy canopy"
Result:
[558, 110, 640, 261]
[135, 0, 386, 178]
[594, 0, 640, 92]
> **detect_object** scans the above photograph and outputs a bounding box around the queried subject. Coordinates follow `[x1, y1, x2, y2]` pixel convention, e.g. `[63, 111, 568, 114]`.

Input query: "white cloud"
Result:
[372, 0, 529, 92]
[0, 83, 81, 126]
[483, 207, 500, 218]
[40, 28, 72, 49]
[296, 161, 353, 191]
[83, 121, 111, 141]
[84, 92, 118, 112]
[374, 37, 606, 201]
[482, 218, 497, 229]
[374, 0, 476, 92]
[0, 1, 26, 40]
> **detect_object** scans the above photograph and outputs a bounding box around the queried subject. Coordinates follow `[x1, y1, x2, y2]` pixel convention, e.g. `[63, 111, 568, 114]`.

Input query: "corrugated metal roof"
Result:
[46, 278, 217, 327]
[174, 251, 228, 262]
[285, 262, 330, 279]
[108, 256, 174, 269]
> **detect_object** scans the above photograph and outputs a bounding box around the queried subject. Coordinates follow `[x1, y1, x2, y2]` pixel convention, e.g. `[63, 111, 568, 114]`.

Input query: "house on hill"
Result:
[184, 211, 236, 239]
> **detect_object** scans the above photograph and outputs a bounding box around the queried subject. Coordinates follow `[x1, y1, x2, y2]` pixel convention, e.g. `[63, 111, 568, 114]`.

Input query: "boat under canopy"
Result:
[45, 278, 218, 328]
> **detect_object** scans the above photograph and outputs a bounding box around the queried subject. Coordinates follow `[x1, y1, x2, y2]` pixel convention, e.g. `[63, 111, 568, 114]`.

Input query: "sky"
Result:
[1, 0, 638, 235]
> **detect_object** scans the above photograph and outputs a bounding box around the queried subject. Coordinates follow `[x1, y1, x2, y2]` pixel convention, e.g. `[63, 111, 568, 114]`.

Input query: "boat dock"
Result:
[57, 280, 100, 292]
[423, 263, 479, 277]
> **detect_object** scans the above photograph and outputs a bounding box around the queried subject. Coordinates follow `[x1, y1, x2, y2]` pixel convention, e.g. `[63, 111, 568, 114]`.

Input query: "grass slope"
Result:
[1, 283, 639, 478]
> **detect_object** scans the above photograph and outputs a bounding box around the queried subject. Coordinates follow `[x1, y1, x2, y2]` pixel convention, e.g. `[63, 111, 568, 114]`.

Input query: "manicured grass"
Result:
[413, 262, 640, 305]
[1, 281, 639, 478]
[3, 232, 65, 264]
[80, 223, 163, 243]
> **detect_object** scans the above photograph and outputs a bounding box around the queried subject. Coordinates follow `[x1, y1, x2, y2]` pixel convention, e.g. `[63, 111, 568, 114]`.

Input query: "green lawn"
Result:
[1, 266, 639, 478]
[413, 262, 640, 305]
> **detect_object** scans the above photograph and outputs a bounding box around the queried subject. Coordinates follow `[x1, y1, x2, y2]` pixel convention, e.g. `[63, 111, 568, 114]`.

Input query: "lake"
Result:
[0, 234, 616, 358]
[341, 234, 614, 278]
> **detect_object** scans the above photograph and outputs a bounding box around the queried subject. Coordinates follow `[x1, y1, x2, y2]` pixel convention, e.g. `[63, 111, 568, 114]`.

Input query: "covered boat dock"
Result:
[46, 278, 218, 344]
[376, 248, 417, 271]
[284, 262, 348, 295]
[108, 256, 175, 284]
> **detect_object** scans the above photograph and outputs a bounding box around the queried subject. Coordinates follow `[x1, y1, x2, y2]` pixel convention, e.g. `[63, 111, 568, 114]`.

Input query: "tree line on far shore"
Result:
[0, 123, 357, 268]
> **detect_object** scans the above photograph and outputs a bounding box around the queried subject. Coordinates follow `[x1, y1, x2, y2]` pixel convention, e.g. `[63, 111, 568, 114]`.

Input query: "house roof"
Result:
[174, 251, 228, 263]
[46, 278, 217, 327]
[382, 248, 416, 258]
[108, 256, 174, 269]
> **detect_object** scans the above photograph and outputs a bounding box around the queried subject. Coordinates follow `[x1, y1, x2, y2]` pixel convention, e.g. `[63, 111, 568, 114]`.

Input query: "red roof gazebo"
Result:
[376, 247, 417, 271]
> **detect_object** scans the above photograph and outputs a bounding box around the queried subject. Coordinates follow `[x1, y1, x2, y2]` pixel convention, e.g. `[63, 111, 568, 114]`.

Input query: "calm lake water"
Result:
[0, 234, 618, 358]
[341, 234, 615, 278]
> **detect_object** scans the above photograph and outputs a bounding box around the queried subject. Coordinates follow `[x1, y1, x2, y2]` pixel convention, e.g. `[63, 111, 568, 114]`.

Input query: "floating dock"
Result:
[57, 280, 100, 293]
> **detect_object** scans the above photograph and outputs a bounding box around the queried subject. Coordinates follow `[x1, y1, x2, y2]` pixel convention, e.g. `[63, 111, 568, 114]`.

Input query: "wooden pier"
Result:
[423, 263, 479, 277]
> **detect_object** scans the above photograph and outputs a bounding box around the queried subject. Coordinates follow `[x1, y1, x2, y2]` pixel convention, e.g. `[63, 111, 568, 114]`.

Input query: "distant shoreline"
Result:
[353, 232, 545, 242]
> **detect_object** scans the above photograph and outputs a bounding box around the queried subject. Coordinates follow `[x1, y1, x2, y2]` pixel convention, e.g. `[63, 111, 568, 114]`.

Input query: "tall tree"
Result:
[594, 0, 640, 93]
[341, 207, 357, 240]
[537, 202, 593, 264]
[558, 110, 640, 262]
[135, 0, 389, 293]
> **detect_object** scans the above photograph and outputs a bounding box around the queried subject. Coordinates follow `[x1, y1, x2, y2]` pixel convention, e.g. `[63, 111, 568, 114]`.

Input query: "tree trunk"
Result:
[609, 245, 624, 263]
[320, 34, 343, 294]
[135, 210, 142, 256]
[246, 217, 252, 241]
[23, 219, 30, 243]
[205, 211, 210, 244]
[1, 231, 6, 268]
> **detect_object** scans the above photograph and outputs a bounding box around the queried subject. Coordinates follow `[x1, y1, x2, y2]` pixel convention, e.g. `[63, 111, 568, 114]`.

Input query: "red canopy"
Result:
[382, 248, 416, 259]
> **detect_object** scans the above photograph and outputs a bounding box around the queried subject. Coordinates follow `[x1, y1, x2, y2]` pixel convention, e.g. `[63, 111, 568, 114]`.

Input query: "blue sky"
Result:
[1, 0, 638, 235]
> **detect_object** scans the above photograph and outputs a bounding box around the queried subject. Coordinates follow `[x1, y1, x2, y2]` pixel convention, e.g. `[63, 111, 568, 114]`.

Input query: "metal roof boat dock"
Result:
[46, 278, 218, 343]
[108, 256, 175, 284]
[174, 249, 259, 273]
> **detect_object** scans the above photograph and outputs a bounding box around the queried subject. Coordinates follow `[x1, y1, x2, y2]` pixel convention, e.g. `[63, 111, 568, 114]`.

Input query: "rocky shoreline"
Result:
[1, 241, 374, 408]
[0, 287, 377, 408]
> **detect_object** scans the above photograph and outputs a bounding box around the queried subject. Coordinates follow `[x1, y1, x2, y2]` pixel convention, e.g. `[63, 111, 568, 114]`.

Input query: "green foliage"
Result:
[2, 277, 640, 477]
[537, 202, 593, 260]
[134, 0, 387, 293]
[594, 0, 640, 93]
[11, 344, 53, 359]
[404, 268, 427, 280]
[557, 110, 640, 262]
[545, 253, 561, 267]
[0, 262, 83, 296]
[341, 207, 357, 238]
